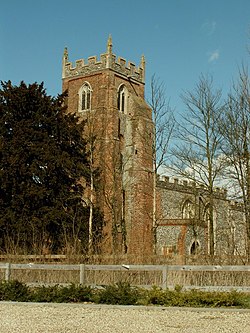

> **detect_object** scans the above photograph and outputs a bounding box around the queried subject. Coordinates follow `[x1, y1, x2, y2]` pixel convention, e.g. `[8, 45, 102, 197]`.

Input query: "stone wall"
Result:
[156, 177, 247, 257]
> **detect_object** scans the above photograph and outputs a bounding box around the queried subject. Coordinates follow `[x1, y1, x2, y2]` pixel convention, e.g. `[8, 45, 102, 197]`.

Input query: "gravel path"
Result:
[0, 302, 250, 333]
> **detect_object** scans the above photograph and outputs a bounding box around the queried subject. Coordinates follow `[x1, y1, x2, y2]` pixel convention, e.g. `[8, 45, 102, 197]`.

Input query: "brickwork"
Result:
[62, 37, 153, 256]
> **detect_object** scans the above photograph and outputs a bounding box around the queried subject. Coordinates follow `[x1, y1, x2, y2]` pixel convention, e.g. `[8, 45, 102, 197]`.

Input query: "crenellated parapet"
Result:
[62, 36, 145, 83]
[157, 175, 228, 199]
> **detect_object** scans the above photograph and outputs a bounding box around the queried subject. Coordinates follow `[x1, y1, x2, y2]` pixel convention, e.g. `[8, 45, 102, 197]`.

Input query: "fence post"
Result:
[80, 264, 85, 285]
[162, 266, 168, 290]
[5, 263, 11, 281]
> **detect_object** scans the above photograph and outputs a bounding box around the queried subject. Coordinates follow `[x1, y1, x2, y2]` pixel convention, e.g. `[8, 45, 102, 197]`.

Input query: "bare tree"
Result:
[83, 110, 104, 255]
[148, 74, 175, 172]
[219, 67, 250, 260]
[84, 112, 95, 254]
[102, 140, 125, 254]
[147, 74, 175, 252]
[171, 74, 225, 255]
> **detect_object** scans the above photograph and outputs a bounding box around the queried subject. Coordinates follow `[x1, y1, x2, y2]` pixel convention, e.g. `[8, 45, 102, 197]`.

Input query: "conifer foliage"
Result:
[0, 81, 102, 254]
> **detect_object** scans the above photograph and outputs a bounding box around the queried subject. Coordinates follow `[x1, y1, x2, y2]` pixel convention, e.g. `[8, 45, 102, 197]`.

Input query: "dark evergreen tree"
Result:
[0, 81, 103, 254]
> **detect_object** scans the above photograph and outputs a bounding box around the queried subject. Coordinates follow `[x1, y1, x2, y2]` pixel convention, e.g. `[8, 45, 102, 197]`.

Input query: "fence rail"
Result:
[1, 263, 250, 292]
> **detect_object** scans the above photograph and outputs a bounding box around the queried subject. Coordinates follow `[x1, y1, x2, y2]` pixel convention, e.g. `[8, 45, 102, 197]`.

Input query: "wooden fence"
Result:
[1, 263, 250, 292]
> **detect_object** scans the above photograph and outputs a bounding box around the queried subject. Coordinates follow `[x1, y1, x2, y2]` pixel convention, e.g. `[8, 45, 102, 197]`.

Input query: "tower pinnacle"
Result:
[63, 47, 68, 62]
[107, 34, 113, 54]
[140, 54, 145, 69]
[62, 47, 69, 79]
[140, 55, 145, 82]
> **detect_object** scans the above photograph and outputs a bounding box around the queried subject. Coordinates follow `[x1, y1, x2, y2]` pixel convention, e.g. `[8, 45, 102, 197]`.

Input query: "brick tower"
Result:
[62, 36, 154, 257]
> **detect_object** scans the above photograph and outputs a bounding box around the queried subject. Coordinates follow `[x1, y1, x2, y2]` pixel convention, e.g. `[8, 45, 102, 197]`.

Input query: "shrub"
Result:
[0, 279, 249, 308]
[144, 286, 166, 305]
[31, 285, 61, 303]
[0, 280, 30, 302]
[56, 284, 93, 303]
[144, 287, 250, 308]
[32, 284, 93, 303]
[96, 282, 139, 305]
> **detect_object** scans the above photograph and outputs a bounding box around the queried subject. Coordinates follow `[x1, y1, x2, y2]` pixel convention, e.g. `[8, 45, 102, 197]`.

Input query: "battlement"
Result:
[157, 175, 228, 199]
[62, 36, 145, 83]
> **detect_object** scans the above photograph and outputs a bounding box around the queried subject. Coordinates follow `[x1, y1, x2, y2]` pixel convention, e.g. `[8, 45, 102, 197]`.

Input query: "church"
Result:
[62, 37, 247, 259]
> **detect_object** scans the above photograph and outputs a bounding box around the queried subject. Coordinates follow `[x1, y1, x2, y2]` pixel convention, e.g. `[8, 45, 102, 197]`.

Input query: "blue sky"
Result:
[1, 0, 249, 114]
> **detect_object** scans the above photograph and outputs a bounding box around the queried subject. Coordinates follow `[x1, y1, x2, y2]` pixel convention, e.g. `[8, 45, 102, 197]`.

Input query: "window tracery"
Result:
[78, 82, 92, 112]
[117, 85, 128, 113]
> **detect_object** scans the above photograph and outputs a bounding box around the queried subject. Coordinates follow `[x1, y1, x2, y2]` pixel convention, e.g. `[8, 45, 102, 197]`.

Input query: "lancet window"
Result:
[78, 82, 92, 112]
[117, 85, 128, 113]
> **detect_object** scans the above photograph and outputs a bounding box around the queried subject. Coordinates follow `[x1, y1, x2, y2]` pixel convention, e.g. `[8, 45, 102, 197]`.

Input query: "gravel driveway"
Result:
[0, 302, 250, 333]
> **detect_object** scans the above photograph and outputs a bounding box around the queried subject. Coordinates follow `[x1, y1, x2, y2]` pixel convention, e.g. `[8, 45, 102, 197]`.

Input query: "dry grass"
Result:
[82, 269, 250, 289]
[0, 254, 249, 289]
[0, 253, 249, 265]
[83, 270, 163, 287]
[0, 266, 249, 290]
[8, 269, 80, 285]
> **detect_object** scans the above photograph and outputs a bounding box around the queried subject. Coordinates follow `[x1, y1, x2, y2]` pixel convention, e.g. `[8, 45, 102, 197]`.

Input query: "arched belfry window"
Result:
[117, 85, 128, 113]
[78, 82, 92, 112]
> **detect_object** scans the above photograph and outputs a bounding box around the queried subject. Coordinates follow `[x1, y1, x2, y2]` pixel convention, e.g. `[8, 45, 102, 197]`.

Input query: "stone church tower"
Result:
[62, 36, 154, 257]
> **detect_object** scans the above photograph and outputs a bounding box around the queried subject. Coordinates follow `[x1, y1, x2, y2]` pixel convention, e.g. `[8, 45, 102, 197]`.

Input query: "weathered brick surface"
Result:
[62, 38, 153, 256]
